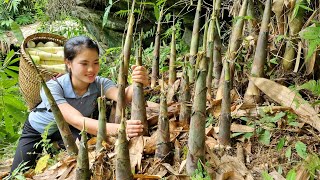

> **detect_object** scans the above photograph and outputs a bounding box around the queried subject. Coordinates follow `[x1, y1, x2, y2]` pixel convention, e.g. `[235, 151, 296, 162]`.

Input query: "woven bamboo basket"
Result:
[19, 33, 67, 110]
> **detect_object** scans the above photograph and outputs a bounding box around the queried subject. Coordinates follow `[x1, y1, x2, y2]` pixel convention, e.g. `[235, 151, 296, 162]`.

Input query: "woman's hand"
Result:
[126, 120, 144, 138]
[131, 65, 149, 87]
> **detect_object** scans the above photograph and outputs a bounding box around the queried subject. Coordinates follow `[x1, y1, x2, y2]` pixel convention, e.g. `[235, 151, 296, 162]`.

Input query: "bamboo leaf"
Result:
[286, 169, 296, 180]
[305, 39, 320, 60]
[299, 26, 320, 40]
[295, 141, 307, 159]
[262, 171, 273, 180]
[35, 154, 50, 174]
[250, 77, 320, 132]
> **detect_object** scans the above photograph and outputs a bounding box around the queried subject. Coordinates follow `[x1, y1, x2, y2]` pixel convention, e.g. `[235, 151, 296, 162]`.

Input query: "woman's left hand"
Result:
[131, 65, 149, 87]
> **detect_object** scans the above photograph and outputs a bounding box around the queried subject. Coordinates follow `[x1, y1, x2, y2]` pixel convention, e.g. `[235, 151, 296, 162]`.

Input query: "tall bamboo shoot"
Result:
[76, 121, 90, 180]
[115, 59, 126, 124]
[244, 0, 271, 104]
[179, 58, 191, 127]
[155, 80, 171, 162]
[186, 52, 207, 175]
[188, 0, 203, 83]
[96, 97, 107, 152]
[151, 5, 164, 88]
[116, 115, 133, 180]
[168, 19, 177, 86]
[131, 31, 148, 135]
[218, 60, 231, 146]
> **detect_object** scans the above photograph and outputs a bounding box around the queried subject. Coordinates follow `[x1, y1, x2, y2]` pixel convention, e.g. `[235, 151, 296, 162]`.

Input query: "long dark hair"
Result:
[64, 36, 99, 62]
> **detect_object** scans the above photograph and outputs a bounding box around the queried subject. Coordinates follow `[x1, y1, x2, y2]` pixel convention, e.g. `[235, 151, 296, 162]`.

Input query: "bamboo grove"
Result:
[31, 0, 320, 179]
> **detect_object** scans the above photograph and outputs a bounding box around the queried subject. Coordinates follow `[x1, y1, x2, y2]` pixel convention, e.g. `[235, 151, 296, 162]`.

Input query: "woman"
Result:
[11, 36, 148, 172]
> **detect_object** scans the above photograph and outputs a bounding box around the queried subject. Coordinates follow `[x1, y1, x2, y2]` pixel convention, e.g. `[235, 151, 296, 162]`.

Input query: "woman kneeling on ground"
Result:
[11, 36, 148, 172]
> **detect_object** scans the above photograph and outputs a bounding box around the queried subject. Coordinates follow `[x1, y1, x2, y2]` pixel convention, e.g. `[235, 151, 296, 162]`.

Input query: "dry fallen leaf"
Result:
[129, 136, 145, 171]
[250, 77, 320, 132]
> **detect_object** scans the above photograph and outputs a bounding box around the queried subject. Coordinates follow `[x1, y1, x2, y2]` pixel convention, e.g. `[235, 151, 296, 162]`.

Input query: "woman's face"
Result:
[66, 48, 100, 86]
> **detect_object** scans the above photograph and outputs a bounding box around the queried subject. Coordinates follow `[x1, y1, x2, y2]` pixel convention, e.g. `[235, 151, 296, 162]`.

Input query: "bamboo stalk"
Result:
[282, 0, 306, 71]
[186, 52, 207, 175]
[123, 0, 136, 83]
[168, 18, 177, 86]
[26, 52, 78, 155]
[218, 60, 231, 146]
[244, 0, 272, 104]
[272, 0, 285, 35]
[116, 115, 133, 180]
[247, 0, 259, 37]
[151, 5, 164, 88]
[179, 57, 191, 127]
[96, 96, 107, 152]
[131, 31, 148, 136]
[216, 0, 248, 100]
[188, 0, 203, 83]
[155, 79, 171, 162]
[207, 1, 217, 99]
[76, 121, 90, 180]
[213, 0, 223, 90]
[115, 58, 126, 124]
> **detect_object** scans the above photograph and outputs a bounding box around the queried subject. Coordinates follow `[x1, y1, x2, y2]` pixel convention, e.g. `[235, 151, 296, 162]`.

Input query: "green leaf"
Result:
[102, 4, 112, 28]
[259, 130, 271, 145]
[277, 137, 285, 151]
[7, 65, 19, 71]
[299, 26, 320, 40]
[3, 50, 15, 67]
[4, 68, 18, 78]
[10, 21, 24, 45]
[299, 5, 313, 12]
[295, 141, 307, 159]
[262, 171, 273, 180]
[305, 39, 320, 60]
[269, 58, 278, 65]
[286, 147, 292, 160]
[8, 57, 20, 65]
[270, 112, 286, 123]
[286, 169, 296, 180]
[154, 6, 160, 22]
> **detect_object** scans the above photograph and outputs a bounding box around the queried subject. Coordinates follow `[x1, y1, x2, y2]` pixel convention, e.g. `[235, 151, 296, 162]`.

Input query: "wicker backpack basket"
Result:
[19, 33, 67, 110]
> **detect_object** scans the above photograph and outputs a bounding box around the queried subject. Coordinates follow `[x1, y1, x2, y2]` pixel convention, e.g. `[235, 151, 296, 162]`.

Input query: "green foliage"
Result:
[296, 80, 320, 96]
[295, 141, 307, 159]
[262, 171, 273, 180]
[205, 114, 215, 127]
[34, 122, 58, 155]
[304, 154, 320, 180]
[299, 24, 320, 59]
[286, 147, 292, 160]
[0, 50, 28, 158]
[277, 137, 286, 151]
[102, 0, 113, 28]
[3, 161, 29, 180]
[292, 0, 312, 20]
[286, 169, 296, 180]
[191, 160, 211, 180]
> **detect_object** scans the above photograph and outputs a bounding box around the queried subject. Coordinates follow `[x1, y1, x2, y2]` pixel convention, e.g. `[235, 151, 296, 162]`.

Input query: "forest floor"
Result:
[1, 76, 320, 180]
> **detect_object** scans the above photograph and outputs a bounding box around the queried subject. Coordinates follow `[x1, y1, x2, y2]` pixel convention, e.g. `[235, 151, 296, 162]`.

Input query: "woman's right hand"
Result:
[126, 120, 144, 138]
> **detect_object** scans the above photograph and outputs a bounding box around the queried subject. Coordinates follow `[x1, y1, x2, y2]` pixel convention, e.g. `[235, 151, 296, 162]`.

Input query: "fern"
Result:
[114, 9, 141, 18]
